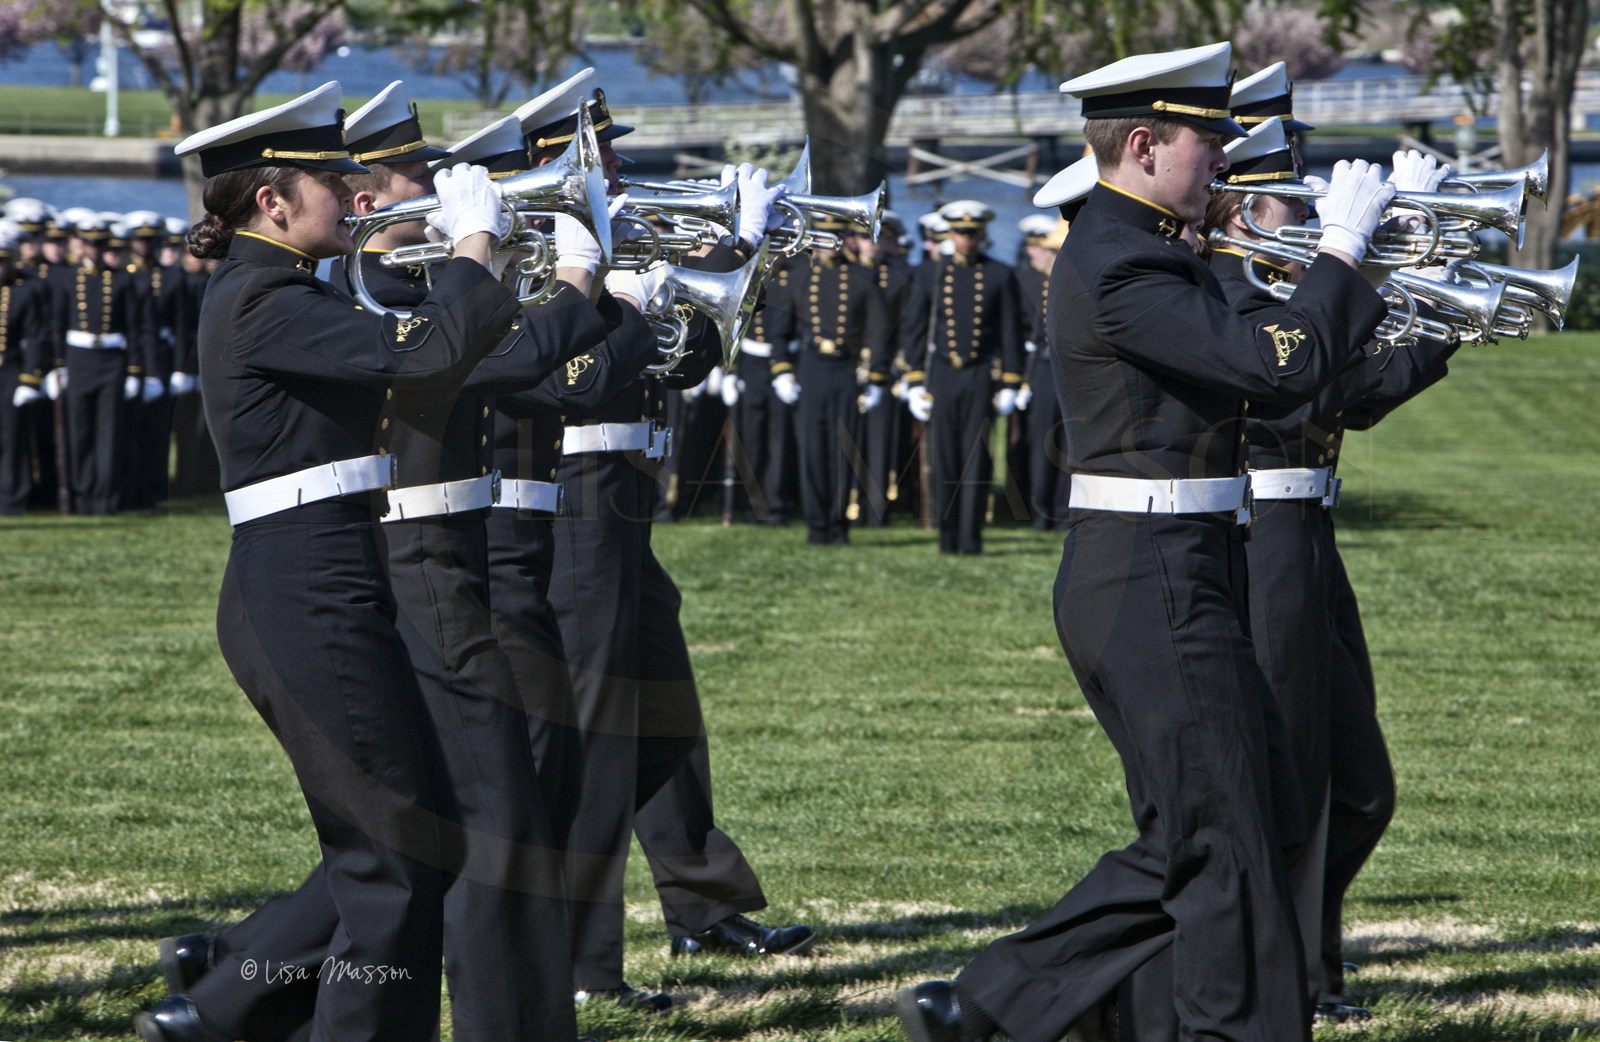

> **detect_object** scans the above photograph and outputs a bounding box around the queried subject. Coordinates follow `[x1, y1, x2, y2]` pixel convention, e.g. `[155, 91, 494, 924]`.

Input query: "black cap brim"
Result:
[381, 144, 453, 164]
[300, 157, 372, 175]
[1282, 118, 1316, 132]
[598, 123, 633, 143]
[1188, 115, 1249, 140]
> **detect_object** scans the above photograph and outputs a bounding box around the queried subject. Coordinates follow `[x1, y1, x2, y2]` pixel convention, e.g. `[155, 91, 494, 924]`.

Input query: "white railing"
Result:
[442, 73, 1600, 146]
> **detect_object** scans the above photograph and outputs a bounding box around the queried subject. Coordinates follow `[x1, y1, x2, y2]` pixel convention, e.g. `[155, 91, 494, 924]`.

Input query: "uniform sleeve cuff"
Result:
[903, 370, 925, 383]
[771, 361, 794, 374]
[19, 373, 42, 386]
[1001, 372, 1024, 384]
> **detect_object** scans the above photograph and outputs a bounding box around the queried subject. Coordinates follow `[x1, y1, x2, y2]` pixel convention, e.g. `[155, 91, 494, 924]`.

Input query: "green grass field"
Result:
[4, 334, 1600, 1039]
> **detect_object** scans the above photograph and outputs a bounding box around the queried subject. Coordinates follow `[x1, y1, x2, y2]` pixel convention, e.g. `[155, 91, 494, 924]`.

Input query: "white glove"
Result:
[1316, 160, 1395, 264]
[554, 212, 605, 275]
[908, 385, 933, 421]
[719, 164, 738, 188]
[993, 387, 1018, 416]
[772, 371, 800, 405]
[605, 263, 671, 311]
[142, 375, 165, 403]
[736, 163, 786, 248]
[1024, 339, 1038, 354]
[1016, 386, 1033, 411]
[608, 193, 647, 242]
[43, 368, 66, 400]
[428, 163, 511, 245]
[938, 239, 955, 257]
[722, 375, 742, 407]
[1391, 149, 1450, 193]
[681, 378, 706, 401]
[859, 384, 883, 412]
[12, 384, 43, 407]
[169, 371, 197, 396]
[892, 376, 910, 401]
[1302, 175, 1330, 194]
[124, 375, 141, 400]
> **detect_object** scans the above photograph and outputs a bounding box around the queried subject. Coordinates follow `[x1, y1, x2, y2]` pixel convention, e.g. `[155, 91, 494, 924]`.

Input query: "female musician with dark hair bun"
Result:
[136, 83, 523, 1042]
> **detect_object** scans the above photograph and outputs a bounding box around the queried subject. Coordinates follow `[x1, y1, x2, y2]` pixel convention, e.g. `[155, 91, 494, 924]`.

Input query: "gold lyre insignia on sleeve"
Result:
[394, 316, 426, 342]
[566, 353, 594, 386]
[1262, 324, 1306, 367]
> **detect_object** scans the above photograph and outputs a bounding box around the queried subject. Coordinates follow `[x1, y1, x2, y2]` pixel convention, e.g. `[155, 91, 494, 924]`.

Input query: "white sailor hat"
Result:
[108, 221, 133, 247]
[124, 210, 165, 237]
[432, 115, 530, 178]
[4, 198, 48, 232]
[165, 216, 191, 243]
[1033, 153, 1099, 219]
[1231, 62, 1314, 132]
[939, 200, 995, 230]
[175, 81, 367, 178]
[59, 206, 98, 233]
[918, 212, 949, 237]
[0, 221, 21, 257]
[1061, 42, 1246, 139]
[1018, 214, 1057, 240]
[1219, 117, 1301, 185]
[345, 81, 452, 165]
[514, 67, 633, 153]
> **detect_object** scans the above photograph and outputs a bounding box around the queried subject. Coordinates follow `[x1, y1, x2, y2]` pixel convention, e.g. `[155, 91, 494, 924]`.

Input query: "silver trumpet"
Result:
[642, 240, 774, 373]
[1224, 178, 1527, 263]
[1440, 150, 1549, 206]
[345, 105, 611, 318]
[1456, 255, 1580, 329]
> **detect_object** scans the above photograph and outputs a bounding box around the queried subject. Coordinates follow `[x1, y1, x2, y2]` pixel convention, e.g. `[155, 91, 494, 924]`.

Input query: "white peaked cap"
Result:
[917, 212, 949, 234]
[1225, 116, 1288, 160]
[1018, 214, 1058, 237]
[1231, 62, 1289, 107]
[175, 82, 366, 177]
[1061, 42, 1232, 98]
[165, 216, 190, 236]
[176, 81, 341, 156]
[514, 68, 597, 135]
[344, 81, 412, 143]
[939, 199, 996, 225]
[433, 114, 526, 170]
[1033, 153, 1099, 209]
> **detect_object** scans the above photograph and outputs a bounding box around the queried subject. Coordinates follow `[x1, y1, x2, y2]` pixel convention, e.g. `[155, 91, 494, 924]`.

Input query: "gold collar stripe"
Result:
[1150, 101, 1232, 119]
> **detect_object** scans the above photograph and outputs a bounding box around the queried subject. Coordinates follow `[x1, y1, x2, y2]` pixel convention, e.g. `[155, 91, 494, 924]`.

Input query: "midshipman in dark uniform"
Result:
[1013, 214, 1069, 528]
[766, 215, 890, 544]
[136, 81, 524, 1042]
[1, 228, 51, 513]
[728, 251, 798, 523]
[899, 200, 1024, 554]
[900, 42, 1395, 1042]
[845, 210, 916, 526]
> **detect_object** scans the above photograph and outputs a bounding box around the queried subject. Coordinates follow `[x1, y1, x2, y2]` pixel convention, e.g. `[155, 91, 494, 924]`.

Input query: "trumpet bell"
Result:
[1390, 269, 1508, 339]
[775, 139, 812, 196]
[1398, 181, 1527, 246]
[667, 239, 773, 366]
[786, 182, 886, 240]
[1441, 150, 1549, 205]
[625, 180, 740, 232]
[1462, 255, 1580, 328]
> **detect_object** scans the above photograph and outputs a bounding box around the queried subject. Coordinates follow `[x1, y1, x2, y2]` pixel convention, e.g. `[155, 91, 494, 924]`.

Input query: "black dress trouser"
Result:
[927, 362, 992, 554]
[860, 396, 905, 527]
[196, 505, 447, 1042]
[0, 367, 32, 514]
[733, 351, 791, 521]
[957, 512, 1312, 1042]
[548, 450, 764, 990]
[65, 346, 124, 515]
[795, 352, 857, 544]
[1025, 353, 1072, 530]
[1320, 546, 1395, 1004]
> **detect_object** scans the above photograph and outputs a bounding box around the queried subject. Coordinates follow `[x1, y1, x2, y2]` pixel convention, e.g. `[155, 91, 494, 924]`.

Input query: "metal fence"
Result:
[443, 72, 1600, 147]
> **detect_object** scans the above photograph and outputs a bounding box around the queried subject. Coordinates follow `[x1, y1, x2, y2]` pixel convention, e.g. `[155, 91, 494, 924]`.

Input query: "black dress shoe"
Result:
[575, 983, 673, 1013]
[896, 981, 993, 1042]
[670, 914, 816, 957]
[1314, 1003, 1373, 1023]
[158, 934, 214, 994]
[134, 996, 226, 1042]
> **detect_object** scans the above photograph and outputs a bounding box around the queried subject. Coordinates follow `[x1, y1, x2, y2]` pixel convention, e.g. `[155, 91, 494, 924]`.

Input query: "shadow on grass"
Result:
[1327, 490, 1486, 532]
[0, 891, 277, 952]
[1353, 893, 1465, 907]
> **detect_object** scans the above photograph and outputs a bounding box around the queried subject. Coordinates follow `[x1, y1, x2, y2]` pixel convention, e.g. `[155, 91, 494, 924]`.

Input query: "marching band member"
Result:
[898, 200, 1025, 554]
[900, 42, 1393, 1041]
[1, 226, 51, 514]
[845, 211, 916, 526]
[1014, 214, 1070, 529]
[137, 81, 521, 1042]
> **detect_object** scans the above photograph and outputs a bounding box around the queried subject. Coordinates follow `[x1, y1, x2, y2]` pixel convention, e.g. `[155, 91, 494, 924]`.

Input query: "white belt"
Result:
[382, 473, 499, 523]
[562, 422, 671, 458]
[65, 330, 127, 349]
[224, 454, 397, 526]
[495, 478, 564, 514]
[1070, 473, 1252, 522]
[1248, 467, 1339, 506]
[739, 339, 773, 358]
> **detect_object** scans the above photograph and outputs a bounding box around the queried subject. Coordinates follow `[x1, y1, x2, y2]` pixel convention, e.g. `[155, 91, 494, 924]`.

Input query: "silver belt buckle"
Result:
[1322, 476, 1341, 508]
[1241, 473, 1255, 527]
[490, 470, 501, 506]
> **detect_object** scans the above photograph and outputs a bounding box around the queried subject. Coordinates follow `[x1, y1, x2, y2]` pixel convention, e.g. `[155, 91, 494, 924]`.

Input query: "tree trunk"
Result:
[1498, 0, 1588, 275]
[182, 5, 247, 219]
[799, 42, 912, 196]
